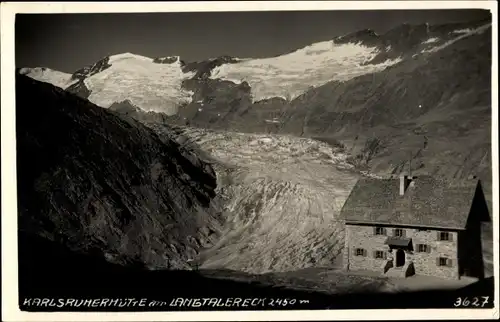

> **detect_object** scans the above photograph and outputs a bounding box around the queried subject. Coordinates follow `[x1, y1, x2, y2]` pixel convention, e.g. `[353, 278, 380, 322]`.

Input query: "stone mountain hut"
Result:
[340, 175, 489, 280]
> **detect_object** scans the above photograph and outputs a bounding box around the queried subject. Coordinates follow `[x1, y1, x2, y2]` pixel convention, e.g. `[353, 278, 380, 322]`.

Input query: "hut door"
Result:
[395, 249, 405, 267]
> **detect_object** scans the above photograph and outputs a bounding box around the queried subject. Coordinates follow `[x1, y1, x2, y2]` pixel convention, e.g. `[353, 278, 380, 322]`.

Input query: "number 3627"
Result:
[454, 296, 489, 307]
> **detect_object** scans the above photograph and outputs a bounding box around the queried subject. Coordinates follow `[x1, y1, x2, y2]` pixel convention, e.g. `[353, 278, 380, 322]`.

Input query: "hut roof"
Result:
[340, 176, 479, 230]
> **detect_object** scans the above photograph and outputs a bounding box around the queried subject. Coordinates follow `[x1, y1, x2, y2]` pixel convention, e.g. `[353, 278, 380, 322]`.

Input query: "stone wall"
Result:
[408, 228, 459, 279]
[344, 225, 389, 272]
[344, 224, 460, 279]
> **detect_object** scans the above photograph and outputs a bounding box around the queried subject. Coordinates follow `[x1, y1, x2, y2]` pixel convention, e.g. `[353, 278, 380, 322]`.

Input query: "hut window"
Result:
[374, 227, 387, 235]
[438, 232, 451, 241]
[417, 244, 430, 253]
[355, 248, 366, 257]
[438, 257, 453, 267]
[394, 228, 404, 237]
[374, 250, 386, 259]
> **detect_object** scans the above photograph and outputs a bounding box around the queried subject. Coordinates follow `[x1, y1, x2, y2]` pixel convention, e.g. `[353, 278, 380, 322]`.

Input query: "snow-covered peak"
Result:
[108, 52, 153, 63]
[210, 40, 402, 102]
[19, 67, 77, 89]
[20, 52, 194, 114]
[83, 52, 194, 114]
[206, 55, 245, 62]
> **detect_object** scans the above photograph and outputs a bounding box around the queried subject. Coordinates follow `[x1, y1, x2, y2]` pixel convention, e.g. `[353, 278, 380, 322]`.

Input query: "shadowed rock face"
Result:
[183, 55, 239, 80]
[71, 56, 112, 80]
[333, 19, 491, 64]
[16, 74, 224, 270]
[66, 79, 92, 99]
[153, 56, 183, 65]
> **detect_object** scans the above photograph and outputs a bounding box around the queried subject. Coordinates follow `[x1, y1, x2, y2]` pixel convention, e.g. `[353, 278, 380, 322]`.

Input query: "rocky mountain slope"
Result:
[16, 74, 224, 270]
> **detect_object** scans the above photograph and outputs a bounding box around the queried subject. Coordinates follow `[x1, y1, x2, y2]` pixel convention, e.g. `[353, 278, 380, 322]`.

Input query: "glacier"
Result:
[209, 41, 403, 102]
[84, 53, 195, 114]
[171, 127, 359, 273]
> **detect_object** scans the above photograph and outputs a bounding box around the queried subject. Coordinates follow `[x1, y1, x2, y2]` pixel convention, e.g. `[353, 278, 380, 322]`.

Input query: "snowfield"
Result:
[19, 67, 77, 89]
[422, 23, 491, 54]
[209, 41, 403, 102]
[172, 127, 360, 274]
[422, 37, 440, 44]
[84, 53, 195, 114]
[20, 23, 491, 114]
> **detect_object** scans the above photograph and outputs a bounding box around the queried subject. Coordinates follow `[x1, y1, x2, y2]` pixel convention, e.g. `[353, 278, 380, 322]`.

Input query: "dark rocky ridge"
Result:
[334, 19, 491, 64]
[66, 56, 112, 99]
[108, 99, 175, 125]
[182, 55, 239, 79]
[16, 74, 224, 270]
[71, 56, 112, 80]
[66, 79, 92, 98]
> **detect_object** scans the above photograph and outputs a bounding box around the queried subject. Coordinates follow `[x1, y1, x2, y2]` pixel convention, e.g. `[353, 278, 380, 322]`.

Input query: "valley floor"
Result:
[200, 267, 480, 296]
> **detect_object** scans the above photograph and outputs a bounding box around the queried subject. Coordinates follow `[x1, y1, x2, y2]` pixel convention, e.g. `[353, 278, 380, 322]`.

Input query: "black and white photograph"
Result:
[1, 1, 498, 321]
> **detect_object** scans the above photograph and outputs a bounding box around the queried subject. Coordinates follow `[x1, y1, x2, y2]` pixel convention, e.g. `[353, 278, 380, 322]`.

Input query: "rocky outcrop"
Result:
[154, 56, 185, 65]
[333, 19, 491, 64]
[108, 99, 172, 124]
[66, 79, 92, 99]
[16, 74, 224, 270]
[183, 55, 239, 80]
[71, 56, 112, 80]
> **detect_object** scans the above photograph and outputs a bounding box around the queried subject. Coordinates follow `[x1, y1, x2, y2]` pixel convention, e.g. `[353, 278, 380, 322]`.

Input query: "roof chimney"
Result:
[400, 175, 411, 196]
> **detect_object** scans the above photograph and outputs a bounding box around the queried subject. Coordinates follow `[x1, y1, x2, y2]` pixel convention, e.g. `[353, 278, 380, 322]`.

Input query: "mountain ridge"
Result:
[16, 74, 225, 270]
[21, 19, 491, 109]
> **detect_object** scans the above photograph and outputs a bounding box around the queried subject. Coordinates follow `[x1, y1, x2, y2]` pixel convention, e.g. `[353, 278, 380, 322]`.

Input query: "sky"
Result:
[15, 9, 491, 73]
